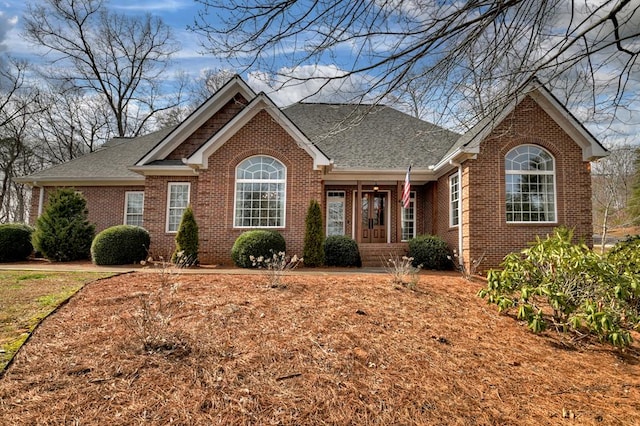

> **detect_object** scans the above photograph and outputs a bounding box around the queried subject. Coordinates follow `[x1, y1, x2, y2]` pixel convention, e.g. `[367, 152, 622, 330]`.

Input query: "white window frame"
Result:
[124, 191, 144, 226]
[166, 182, 190, 233]
[234, 155, 287, 228]
[401, 191, 416, 241]
[326, 190, 346, 236]
[505, 145, 557, 224]
[449, 173, 460, 227]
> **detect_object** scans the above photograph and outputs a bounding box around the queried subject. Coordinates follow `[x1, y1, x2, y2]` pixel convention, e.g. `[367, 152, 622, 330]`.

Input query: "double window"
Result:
[505, 145, 556, 223]
[234, 156, 286, 228]
[124, 191, 144, 226]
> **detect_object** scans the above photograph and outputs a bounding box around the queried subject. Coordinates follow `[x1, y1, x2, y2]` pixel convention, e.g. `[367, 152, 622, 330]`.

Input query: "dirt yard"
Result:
[0, 270, 638, 425]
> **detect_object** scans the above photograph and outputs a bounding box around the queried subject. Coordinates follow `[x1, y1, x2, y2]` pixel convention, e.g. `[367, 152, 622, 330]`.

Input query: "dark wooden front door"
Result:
[361, 192, 387, 243]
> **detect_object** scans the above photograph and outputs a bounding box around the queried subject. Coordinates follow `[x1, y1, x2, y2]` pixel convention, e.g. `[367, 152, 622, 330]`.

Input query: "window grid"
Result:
[167, 183, 190, 233]
[450, 174, 460, 227]
[401, 191, 416, 241]
[505, 145, 556, 223]
[234, 156, 286, 228]
[326, 191, 345, 236]
[124, 191, 144, 226]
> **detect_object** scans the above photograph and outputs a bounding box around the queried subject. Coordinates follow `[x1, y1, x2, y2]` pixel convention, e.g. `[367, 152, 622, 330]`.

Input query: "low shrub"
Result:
[231, 230, 286, 268]
[0, 223, 34, 262]
[407, 234, 452, 270]
[607, 235, 640, 316]
[91, 225, 150, 265]
[324, 235, 361, 267]
[478, 227, 640, 347]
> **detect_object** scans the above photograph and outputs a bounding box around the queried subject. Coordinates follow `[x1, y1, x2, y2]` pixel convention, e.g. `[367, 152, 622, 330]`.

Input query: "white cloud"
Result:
[0, 11, 18, 52]
[110, 0, 190, 12]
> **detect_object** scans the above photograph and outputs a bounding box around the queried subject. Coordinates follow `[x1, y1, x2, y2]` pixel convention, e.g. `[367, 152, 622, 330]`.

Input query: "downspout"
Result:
[35, 182, 44, 217]
[449, 161, 463, 268]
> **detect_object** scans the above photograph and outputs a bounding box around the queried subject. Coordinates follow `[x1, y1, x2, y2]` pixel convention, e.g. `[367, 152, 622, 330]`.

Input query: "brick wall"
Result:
[28, 185, 145, 232]
[464, 96, 593, 271]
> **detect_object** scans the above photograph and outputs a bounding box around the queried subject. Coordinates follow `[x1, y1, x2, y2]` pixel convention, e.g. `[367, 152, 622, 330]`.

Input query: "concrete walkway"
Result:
[0, 259, 387, 275]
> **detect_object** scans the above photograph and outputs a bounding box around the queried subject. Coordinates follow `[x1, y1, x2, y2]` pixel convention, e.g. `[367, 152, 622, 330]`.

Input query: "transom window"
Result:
[505, 145, 556, 223]
[234, 156, 286, 228]
[124, 191, 144, 226]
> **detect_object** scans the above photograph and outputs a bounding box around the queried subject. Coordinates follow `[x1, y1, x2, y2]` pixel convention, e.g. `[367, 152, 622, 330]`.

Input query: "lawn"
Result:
[0, 269, 639, 425]
[0, 271, 114, 372]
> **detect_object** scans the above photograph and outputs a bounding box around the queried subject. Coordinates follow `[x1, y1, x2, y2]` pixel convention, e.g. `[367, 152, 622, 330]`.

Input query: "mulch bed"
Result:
[1, 270, 639, 425]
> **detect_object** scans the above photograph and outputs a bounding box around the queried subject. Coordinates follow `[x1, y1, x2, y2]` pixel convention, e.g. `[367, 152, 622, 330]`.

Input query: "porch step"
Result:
[358, 243, 409, 267]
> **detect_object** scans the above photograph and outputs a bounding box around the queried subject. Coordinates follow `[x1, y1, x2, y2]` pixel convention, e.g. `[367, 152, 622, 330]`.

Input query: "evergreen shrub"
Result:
[171, 206, 199, 266]
[324, 235, 361, 267]
[231, 230, 286, 268]
[91, 225, 150, 265]
[0, 223, 34, 262]
[303, 200, 324, 266]
[408, 234, 452, 270]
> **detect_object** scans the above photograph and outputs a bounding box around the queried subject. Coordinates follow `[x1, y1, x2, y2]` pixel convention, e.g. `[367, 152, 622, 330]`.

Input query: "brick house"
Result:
[17, 75, 607, 269]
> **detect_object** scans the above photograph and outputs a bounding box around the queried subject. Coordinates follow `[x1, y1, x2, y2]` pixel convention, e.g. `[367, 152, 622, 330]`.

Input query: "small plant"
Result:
[383, 254, 421, 289]
[0, 223, 34, 262]
[303, 200, 325, 266]
[450, 250, 485, 280]
[231, 230, 286, 268]
[126, 256, 188, 354]
[250, 251, 303, 288]
[171, 206, 199, 267]
[91, 225, 150, 265]
[32, 188, 95, 261]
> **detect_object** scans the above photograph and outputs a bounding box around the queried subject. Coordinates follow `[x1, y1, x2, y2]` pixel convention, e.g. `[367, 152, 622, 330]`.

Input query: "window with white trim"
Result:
[166, 183, 190, 233]
[505, 145, 556, 223]
[234, 156, 286, 228]
[326, 191, 345, 236]
[450, 173, 460, 227]
[401, 191, 416, 241]
[124, 191, 144, 226]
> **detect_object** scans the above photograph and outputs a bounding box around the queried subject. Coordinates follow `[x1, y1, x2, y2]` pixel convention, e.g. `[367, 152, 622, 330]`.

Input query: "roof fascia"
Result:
[135, 75, 256, 166]
[128, 165, 198, 176]
[14, 177, 144, 186]
[528, 88, 608, 161]
[187, 93, 331, 170]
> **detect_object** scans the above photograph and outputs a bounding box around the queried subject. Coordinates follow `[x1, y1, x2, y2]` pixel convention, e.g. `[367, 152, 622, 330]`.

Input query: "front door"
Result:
[361, 191, 387, 243]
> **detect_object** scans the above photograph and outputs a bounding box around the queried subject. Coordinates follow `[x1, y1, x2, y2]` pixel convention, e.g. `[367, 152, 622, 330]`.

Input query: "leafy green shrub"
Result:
[478, 227, 640, 347]
[91, 225, 150, 265]
[171, 206, 199, 266]
[324, 235, 361, 267]
[303, 200, 324, 266]
[32, 188, 95, 262]
[407, 234, 452, 270]
[0, 223, 34, 262]
[606, 235, 640, 316]
[231, 230, 286, 268]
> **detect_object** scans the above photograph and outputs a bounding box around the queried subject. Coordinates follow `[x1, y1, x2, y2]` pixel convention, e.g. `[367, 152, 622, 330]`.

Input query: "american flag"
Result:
[402, 165, 411, 209]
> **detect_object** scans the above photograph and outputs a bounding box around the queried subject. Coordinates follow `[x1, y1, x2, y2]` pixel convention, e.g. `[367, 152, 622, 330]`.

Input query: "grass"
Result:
[1, 271, 639, 425]
[0, 271, 114, 372]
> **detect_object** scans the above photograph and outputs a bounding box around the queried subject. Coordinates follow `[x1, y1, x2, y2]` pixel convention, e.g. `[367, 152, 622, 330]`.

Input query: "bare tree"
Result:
[592, 144, 636, 251]
[24, 0, 184, 138]
[193, 0, 640, 125]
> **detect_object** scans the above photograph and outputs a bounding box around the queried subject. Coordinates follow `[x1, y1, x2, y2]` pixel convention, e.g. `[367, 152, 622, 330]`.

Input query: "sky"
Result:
[0, 0, 638, 145]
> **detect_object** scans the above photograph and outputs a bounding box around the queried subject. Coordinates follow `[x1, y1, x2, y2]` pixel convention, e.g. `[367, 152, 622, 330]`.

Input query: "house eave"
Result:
[128, 165, 197, 176]
[13, 176, 145, 186]
[431, 149, 479, 176]
[323, 167, 436, 184]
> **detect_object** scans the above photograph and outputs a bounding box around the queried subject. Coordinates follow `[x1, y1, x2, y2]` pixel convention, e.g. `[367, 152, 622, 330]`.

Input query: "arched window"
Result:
[234, 156, 286, 227]
[505, 145, 556, 223]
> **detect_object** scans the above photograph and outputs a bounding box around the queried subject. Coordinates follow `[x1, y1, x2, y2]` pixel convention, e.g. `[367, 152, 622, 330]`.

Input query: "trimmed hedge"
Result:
[91, 225, 150, 265]
[0, 223, 34, 262]
[231, 230, 286, 268]
[324, 235, 361, 267]
[408, 234, 452, 270]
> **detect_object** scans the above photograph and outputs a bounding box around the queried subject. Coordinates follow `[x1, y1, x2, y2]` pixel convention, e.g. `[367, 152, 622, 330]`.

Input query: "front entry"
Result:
[361, 191, 387, 243]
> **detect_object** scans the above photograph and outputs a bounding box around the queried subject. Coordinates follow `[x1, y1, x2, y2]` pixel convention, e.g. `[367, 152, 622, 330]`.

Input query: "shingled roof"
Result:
[283, 103, 460, 169]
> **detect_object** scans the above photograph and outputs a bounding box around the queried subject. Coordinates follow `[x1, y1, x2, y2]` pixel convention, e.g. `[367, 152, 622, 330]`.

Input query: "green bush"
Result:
[32, 188, 95, 262]
[478, 227, 640, 347]
[303, 200, 324, 266]
[171, 206, 199, 266]
[607, 235, 640, 316]
[407, 234, 452, 270]
[91, 225, 150, 265]
[0, 223, 34, 262]
[324, 235, 361, 267]
[231, 230, 286, 268]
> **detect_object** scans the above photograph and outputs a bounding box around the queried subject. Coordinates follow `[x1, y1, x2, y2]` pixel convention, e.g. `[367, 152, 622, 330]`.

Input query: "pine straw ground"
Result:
[1, 270, 639, 425]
